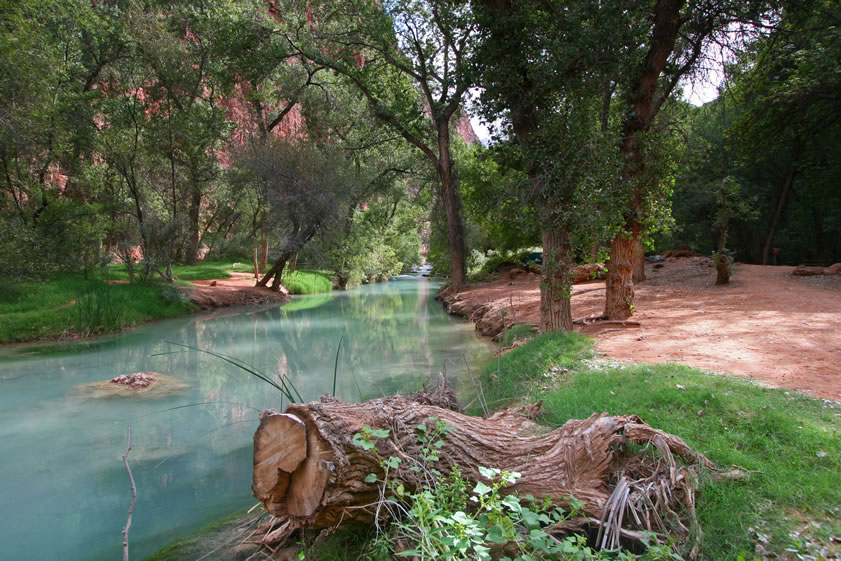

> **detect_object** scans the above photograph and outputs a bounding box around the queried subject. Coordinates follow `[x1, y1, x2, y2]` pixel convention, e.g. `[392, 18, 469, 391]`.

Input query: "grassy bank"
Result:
[0, 263, 335, 344]
[475, 331, 841, 560]
[0, 275, 194, 343]
[281, 268, 334, 295]
[0, 261, 240, 343]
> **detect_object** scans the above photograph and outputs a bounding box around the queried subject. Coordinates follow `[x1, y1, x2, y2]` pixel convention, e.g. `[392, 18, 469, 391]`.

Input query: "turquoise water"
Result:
[0, 281, 493, 561]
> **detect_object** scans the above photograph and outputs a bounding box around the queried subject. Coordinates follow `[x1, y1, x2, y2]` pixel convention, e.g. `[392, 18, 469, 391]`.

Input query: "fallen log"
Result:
[253, 391, 714, 549]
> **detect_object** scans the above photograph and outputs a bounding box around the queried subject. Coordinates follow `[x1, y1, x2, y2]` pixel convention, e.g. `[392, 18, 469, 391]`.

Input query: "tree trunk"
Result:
[604, 221, 640, 320]
[632, 237, 646, 283]
[260, 213, 268, 272]
[605, 0, 685, 318]
[540, 228, 573, 333]
[761, 154, 798, 265]
[715, 257, 730, 285]
[253, 393, 712, 545]
[436, 122, 467, 292]
[186, 180, 202, 265]
[257, 252, 293, 291]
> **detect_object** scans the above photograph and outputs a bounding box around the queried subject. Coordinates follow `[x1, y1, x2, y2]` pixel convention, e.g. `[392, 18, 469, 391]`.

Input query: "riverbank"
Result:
[439, 256, 841, 401]
[143, 330, 841, 561]
[0, 264, 333, 344]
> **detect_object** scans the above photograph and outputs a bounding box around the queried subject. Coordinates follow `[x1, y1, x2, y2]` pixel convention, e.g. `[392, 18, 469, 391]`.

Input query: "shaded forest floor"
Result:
[451, 257, 841, 401]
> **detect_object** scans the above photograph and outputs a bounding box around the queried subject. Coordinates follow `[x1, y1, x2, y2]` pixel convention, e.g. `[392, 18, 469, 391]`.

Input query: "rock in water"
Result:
[111, 372, 158, 389]
[74, 372, 190, 399]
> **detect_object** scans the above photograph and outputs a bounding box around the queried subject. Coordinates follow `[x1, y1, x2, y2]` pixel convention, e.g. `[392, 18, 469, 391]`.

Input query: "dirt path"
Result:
[444, 258, 841, 401]
[189, 272, 289, 308]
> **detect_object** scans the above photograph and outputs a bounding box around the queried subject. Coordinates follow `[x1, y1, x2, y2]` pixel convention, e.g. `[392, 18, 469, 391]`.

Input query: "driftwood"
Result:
[252, 386, 713, 550]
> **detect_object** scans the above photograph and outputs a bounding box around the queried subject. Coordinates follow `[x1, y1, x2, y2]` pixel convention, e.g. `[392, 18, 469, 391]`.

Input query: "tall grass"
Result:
[0, 274, 195, 343]
[74, 282, 124, 336]
[281, 269, 333, 294]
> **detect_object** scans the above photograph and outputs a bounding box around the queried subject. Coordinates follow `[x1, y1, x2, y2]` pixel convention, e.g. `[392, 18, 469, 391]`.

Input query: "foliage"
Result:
[281, 269, 334, 295]
[349, 419, 683, 561]
[468, 248, 536, 283]
[0, 274, 195, 343]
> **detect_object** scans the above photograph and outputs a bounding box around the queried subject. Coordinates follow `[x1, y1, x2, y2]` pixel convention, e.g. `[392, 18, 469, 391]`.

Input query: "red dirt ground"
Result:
[189, 272, 289, 308]
[450, 258, 841, 401]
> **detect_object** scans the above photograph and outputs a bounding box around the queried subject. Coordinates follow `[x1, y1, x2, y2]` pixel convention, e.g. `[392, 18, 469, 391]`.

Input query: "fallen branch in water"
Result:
[122, 425, 137, 561]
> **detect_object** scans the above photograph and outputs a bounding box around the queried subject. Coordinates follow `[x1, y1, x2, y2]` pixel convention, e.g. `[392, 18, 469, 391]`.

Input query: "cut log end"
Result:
[252, 412, 307, 504]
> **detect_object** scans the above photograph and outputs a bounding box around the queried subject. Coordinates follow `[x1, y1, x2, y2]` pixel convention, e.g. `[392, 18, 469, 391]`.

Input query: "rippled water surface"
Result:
[0, 281, 493, 561]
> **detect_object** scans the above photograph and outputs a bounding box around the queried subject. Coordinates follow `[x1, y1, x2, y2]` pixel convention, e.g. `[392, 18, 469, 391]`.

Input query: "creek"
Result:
[0, 280, 493, 561]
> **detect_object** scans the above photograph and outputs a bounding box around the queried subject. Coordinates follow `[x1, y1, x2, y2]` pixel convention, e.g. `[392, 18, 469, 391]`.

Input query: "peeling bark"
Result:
[253, 393, 713, 546]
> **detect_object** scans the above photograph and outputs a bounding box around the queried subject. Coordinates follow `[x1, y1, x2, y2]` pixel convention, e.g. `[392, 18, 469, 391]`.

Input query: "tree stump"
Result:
[252, 391, 713, 547]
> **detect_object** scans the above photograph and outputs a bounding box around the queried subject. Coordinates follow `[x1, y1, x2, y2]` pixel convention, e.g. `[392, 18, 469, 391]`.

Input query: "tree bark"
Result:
[604, 222, 639, 320]
[632, 237, 646, 283]
[253, 394, 712, 544]
[605, 0, 685, 319]
[540, 228, 573, 333]
[436, 120, 467, 292]
[761, 153, 799, 265]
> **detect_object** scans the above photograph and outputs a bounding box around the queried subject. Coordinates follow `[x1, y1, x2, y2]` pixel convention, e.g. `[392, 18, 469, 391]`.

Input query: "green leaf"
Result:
[364, 473, 377, 483]
[370, 428, 391, 439]
[386, 456, 402, 469]
[473, 481, 493, 496]
[486, 524, 508, 543]
[478, 466, 499, 479]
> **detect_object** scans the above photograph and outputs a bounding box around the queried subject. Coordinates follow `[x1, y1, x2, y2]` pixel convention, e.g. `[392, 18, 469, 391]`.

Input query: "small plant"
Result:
[350, 418, 681, 561]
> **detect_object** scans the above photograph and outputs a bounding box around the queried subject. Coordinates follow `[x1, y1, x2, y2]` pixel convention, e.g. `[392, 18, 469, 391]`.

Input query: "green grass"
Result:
[0, 273, 196, 343]
[499, 323, 538, 347]
[281, 269, 333, 295]
[477, 332, 841, 560]
[102, 260, 242, 282]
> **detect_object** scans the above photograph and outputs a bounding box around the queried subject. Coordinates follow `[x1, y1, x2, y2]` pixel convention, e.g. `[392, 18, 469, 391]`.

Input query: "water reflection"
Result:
[0, 281, 493, 561]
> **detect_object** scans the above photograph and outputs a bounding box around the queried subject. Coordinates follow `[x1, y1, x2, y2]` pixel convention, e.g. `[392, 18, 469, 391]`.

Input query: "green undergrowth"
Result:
[281, 269, 334, 294]
[499, 323, 538, 348]
[102, 260, 241, 281]
[0, 273, 196, 343]
[473, 332, 841, 560]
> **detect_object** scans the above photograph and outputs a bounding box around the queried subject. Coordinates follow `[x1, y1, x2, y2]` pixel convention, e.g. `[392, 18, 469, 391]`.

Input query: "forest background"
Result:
[1, 0, 839, 336]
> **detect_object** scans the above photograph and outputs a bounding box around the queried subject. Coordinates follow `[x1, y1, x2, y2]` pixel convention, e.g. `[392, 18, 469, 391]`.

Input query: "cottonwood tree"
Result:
[0, 0, 125, 277]
[242, 141, 365, 291]
[727, 0, 841, 265]
[279, 0, 476, 290]
[473, 0, 625, 332]
[602, 0, 776, 319]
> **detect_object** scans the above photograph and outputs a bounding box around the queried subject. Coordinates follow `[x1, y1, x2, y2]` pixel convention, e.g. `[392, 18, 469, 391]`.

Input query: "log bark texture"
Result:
[253, 393, 712, 541]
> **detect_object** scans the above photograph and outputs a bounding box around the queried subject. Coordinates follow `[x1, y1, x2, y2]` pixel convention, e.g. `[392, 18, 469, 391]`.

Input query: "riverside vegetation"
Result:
[0, 262, 332, 343]
[142, 331, 840, 561]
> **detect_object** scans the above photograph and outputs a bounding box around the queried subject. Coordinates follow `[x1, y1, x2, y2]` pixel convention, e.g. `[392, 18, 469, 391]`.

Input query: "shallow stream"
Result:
[0, 280, 493, 561]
